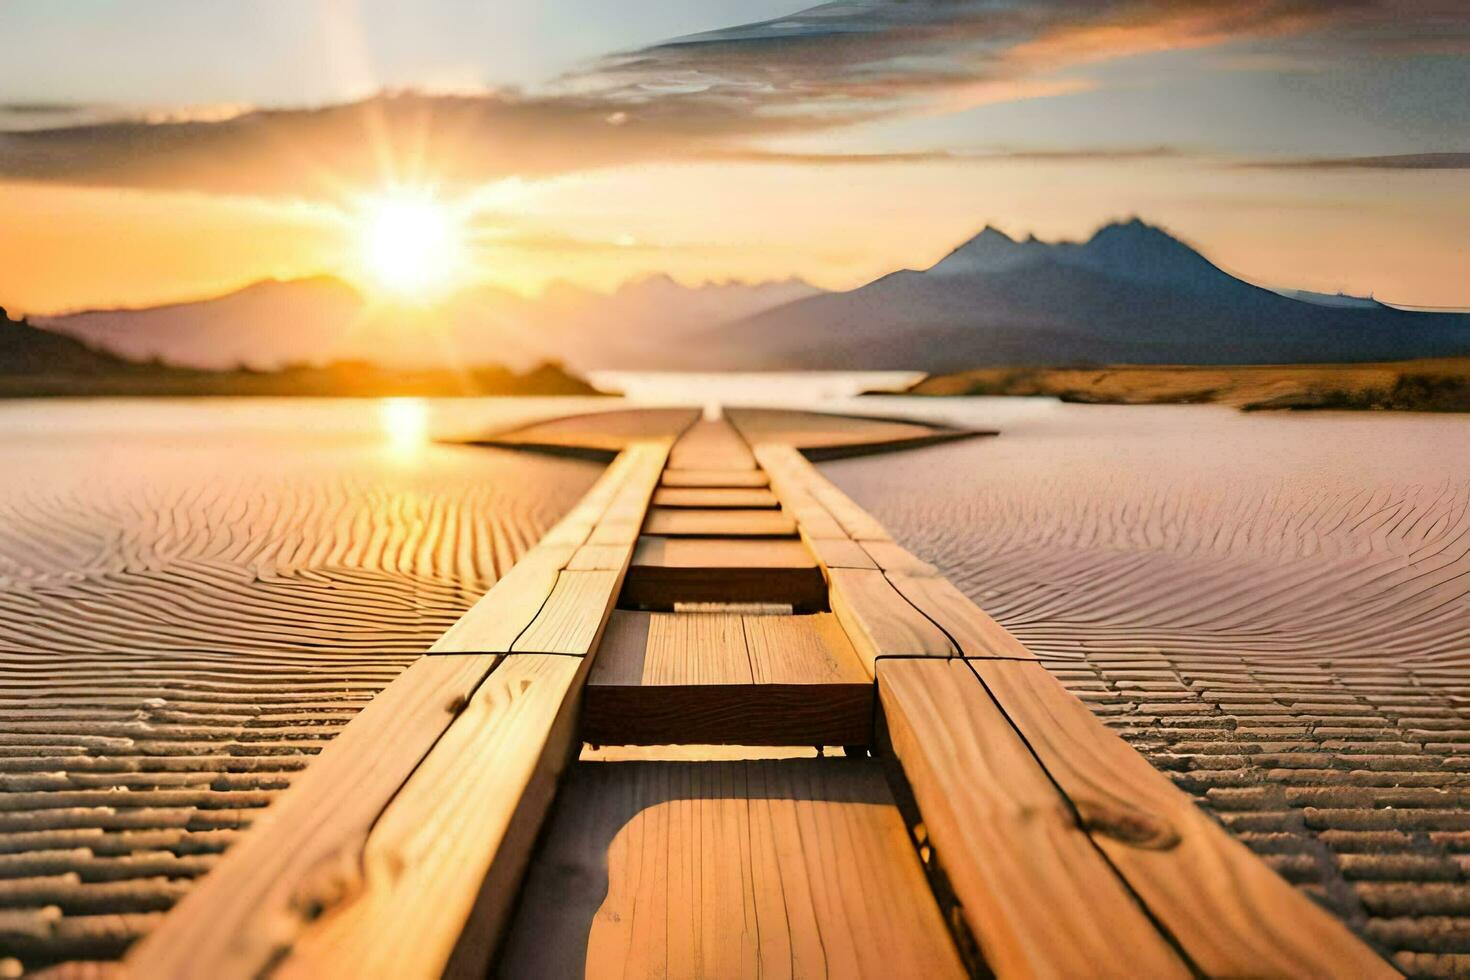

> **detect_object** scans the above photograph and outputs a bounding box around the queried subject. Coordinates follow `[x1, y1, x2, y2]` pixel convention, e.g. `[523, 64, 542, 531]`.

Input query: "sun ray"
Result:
[352, 188, 468, 301]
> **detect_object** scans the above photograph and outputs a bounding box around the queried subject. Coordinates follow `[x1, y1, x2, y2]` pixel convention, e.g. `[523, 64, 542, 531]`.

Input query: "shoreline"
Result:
[894, 357, 1470, 412]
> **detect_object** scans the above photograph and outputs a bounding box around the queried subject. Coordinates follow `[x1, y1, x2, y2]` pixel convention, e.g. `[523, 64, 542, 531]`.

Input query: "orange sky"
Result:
[3, 156, 1467, 316]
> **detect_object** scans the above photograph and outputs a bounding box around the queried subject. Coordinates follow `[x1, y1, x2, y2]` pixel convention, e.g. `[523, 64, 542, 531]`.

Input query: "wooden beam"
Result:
[660, 469, 769, 488]
[643, 508, 797, 538]
[828, 568, 954, 673]
[887, 573, 1036, 661]
[123, 653, 501, 979]
[861, 540, 940, 578]
[581, 612, 872, 746]
[877, 658, 1190, 979]
[806, 537, 879, 570]
[498, 758, 967, 979]
[651, 487, 778, 509]
[620, 537, 827, 612]
[273, 654, 585, 979]
[967, 659, 1399, 978]
[512, 569, 624, 656]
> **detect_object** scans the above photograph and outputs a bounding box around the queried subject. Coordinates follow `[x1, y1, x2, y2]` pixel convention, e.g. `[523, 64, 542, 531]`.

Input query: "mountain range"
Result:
[31, 219, 1470, 372]
[35, 275, 819, 373]
[694, 219, 1470, 370]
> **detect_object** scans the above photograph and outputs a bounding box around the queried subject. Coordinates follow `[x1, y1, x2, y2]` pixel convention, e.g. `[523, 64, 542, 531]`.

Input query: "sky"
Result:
[1, 0, 1467, 314]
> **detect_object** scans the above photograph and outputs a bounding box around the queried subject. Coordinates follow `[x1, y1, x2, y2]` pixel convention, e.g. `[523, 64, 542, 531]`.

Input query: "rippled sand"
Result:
[0, 398, 600, 971]
[0, 399, 601, 654]
[829, 399, 1470, 974]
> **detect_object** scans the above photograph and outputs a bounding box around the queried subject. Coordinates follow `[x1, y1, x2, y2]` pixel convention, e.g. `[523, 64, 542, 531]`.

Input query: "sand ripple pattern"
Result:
[0, 456, 595, 654]
[0, 405, 598, 973]
[828, 406, 1470, 977]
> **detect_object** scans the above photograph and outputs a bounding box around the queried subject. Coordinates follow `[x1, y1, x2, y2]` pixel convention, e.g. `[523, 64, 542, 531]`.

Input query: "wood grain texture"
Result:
[512, 569, 623, 655]
[592, 611, 752, 686]
[622, 537, 826, 611]
[877, 658, 1188, 979]
[660, 469, 769, 488]
[828, 568, 955, 673]
[888, 573, 1037, 660]
[742, 612, 868, 685]
[968, 659, 1399, 979]
[567, 543, 633, 571]
[643, 508, 797, 538]
[652, 487, 778, 508]
[583, 612, 872, 745]
[123, 653, 501, 979]
[274, 654, 584, 980]
[497, 759, 966, 979]
[428, 549, 569, 653]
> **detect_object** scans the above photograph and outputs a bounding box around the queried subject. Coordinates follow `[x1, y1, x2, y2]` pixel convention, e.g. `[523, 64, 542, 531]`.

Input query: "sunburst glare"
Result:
[355, 190, 467, 301]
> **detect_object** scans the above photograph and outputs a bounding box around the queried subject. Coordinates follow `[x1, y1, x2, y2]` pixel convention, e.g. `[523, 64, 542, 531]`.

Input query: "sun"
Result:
[355, 190, 467, 301]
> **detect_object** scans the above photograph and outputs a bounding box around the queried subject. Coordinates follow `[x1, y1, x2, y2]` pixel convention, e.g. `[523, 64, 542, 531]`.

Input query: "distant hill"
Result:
[0, 306, 595, 397]
[693, 219, 1470, 370]
[35, 275, 822, 372]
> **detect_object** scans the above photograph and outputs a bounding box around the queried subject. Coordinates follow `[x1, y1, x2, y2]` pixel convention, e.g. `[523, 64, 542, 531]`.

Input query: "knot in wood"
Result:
[1074, 798, 1180, 850]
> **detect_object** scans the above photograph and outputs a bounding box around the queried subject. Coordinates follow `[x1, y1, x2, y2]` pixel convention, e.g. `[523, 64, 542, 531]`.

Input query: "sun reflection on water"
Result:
[378, 397, 429, 460]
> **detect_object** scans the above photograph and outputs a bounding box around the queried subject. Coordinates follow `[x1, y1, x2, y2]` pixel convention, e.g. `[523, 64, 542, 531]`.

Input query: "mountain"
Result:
[35, 275, 823, 372]
[696, 219, 1470, 370]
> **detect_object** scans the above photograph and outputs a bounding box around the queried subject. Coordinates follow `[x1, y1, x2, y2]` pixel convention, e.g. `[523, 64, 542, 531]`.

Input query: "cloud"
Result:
[1242, 152, 1470, 170]
[1, 1, 1464, 197]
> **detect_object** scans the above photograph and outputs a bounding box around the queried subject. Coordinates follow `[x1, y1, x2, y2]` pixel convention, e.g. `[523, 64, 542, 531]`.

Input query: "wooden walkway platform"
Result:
[124, 407, 1399, 979]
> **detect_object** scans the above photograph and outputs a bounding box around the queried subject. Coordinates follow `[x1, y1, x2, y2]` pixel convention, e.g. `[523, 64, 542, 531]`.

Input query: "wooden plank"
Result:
[428, 547, 571, 653]
[512, 569, 623, 655]
[828, 568, 954, 673]
[582, 612, 872, 746]
[124, 653, 501, 979]
[968, 659, 1398, 979]
[275, 654, 585, 979]
[862, 540, 940, 577]
[498, 759, 966, 979]
[742, 612, 868, 685]
[643, 508, 797, 538]
[876, 658, 1190, 979]
[808, 480, 890, 541]
[660, 469, 769, 488]
[652, 487, 778, 509]
[566, 543, 632, 571]
[592, 610, 753, 686]
[430, 441, 653, 653]
[888, 573, 1037, 660]
[806, 537, 878, 569]
[621, 537, 827, 612]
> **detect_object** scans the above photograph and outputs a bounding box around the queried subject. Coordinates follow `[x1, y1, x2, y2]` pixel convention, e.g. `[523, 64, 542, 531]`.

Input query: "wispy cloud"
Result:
[1242, 152, 1470, 170]
[0, 0, 1463, 196]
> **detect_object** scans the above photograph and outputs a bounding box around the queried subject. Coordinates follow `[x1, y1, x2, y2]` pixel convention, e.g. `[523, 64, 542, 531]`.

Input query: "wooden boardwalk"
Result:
[124, 407, 1399, 979]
